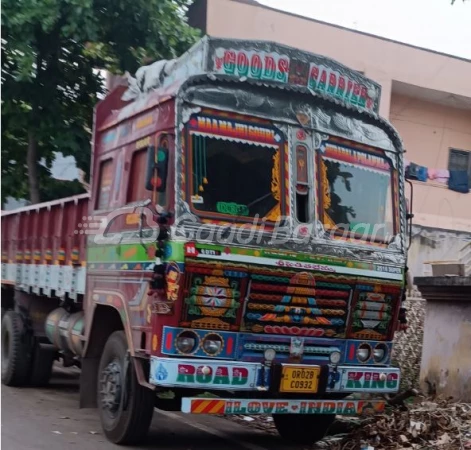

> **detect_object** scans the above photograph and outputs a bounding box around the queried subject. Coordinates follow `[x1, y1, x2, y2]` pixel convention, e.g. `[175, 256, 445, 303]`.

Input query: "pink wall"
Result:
[390, 95, 471, 232]
[206, 0, 471, 117]
[205, 0, 471, 232]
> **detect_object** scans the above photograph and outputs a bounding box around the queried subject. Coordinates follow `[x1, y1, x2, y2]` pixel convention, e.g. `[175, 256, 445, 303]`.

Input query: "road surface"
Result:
[1, 366, 303, 450]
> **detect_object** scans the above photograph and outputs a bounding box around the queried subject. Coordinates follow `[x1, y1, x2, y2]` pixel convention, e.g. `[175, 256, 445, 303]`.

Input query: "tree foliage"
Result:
[2, 0, 199, 204]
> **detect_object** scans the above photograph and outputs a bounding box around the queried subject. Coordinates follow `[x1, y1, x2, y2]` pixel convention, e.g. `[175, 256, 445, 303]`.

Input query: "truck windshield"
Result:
[318, 143, 396, 242]
[189, 134, 282, 220]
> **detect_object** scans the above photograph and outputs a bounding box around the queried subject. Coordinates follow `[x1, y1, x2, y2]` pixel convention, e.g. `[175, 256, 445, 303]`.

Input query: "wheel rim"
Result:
[99, 359, 123, 419]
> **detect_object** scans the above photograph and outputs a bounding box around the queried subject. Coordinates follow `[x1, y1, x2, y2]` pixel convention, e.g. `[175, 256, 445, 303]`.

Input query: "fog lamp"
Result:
[264, 348, 276, 362]
[330, 351, 341, 364]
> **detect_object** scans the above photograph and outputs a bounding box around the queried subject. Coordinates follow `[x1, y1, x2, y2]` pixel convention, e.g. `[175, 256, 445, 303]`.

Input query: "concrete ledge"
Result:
[414, 276, 471, 302]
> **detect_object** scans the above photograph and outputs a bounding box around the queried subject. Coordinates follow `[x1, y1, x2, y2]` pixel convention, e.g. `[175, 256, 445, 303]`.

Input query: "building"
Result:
[188, 0, 471, 278]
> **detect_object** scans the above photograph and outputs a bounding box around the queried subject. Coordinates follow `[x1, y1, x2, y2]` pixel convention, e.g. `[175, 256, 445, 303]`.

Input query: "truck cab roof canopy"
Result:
[123, 36, 381, 112]
[108, 36, 381, 119]
[99, 36, 402, 153]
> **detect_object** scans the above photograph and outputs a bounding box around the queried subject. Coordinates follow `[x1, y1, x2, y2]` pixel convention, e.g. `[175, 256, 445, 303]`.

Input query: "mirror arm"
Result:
[405, 179, 414, 250]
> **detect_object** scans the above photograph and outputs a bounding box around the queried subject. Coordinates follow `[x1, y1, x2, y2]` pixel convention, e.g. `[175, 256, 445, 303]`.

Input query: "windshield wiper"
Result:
[247, 192, 274, 209]
[220, 191, 274, 238]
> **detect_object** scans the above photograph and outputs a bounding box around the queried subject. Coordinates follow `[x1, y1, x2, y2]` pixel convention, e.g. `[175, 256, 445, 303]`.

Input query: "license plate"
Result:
[280, 365, 320, 393]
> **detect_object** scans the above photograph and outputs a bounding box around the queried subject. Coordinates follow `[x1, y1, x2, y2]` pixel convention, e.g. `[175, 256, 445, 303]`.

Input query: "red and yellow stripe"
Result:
[189, 399, 226, 414]
[329, 136, 387, 155]
[201, 108, 270, 125]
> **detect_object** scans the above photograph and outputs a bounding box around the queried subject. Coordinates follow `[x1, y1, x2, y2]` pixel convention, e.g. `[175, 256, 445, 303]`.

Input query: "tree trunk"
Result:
[27, 132, 40, 204]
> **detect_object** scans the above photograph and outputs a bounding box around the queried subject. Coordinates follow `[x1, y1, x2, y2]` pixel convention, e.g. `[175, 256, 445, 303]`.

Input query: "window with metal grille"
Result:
[448, 148, 471, 185]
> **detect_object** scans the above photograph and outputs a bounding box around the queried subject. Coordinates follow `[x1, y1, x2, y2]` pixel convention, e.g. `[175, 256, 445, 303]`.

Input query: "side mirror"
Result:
[145, 145, 168, 192]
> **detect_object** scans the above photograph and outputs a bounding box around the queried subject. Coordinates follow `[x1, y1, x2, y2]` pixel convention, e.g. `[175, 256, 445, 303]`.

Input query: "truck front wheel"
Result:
[273, 413, 336, 444]
[1, 311, 32, 386]
[97, 331, 154, 444]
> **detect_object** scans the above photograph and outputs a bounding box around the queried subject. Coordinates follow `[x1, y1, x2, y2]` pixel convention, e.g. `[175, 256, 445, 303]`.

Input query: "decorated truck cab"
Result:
[1, 36, 408, 445]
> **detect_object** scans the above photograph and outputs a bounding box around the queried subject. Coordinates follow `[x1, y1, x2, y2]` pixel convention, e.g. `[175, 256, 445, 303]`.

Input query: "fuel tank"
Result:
[45, 308, 84, 356]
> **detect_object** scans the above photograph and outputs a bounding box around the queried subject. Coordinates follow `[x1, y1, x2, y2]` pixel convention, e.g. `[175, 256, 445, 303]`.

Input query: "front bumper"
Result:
[181, 397, 386, 415]
[150, 357, 400, 394]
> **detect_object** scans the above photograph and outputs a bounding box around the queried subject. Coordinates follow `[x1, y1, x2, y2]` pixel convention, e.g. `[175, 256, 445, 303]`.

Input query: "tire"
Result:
[29, 341, 56, 386]
[273, 413, 336, 444]
[97, 331, 154, 445]
[1, 311, 32, 386]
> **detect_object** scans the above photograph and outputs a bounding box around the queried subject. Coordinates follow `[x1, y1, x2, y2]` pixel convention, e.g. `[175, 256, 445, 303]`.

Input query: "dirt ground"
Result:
[1, 366, 302, 450]
[4, 365, 469, 450]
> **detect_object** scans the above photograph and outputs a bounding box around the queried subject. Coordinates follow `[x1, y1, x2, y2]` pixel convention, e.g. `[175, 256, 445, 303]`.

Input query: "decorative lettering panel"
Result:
[209, 41, 380, 113]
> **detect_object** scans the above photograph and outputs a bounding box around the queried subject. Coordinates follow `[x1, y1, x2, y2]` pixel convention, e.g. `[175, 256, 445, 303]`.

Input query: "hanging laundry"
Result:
[417, 166, 428, 182]
[428, 168, 450, 184]
[405, 163, 428, 182]
[405, 163, 418, 180]
[448, 170, 469, 193]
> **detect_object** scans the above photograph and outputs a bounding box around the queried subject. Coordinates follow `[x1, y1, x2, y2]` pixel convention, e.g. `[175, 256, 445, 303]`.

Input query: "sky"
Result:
[258, 0, 471, 60]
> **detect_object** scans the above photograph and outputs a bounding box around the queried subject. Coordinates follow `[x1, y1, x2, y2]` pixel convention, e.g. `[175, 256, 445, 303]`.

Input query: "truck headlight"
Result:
[202, 333, 223, 356]
[356, 343, 371, 362]
[175, 331, 198, 354]
[373, 343, 388, 363]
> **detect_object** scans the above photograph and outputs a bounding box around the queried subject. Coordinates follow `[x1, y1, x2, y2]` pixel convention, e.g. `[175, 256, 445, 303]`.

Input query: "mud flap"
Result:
[80, 357, 99, 408]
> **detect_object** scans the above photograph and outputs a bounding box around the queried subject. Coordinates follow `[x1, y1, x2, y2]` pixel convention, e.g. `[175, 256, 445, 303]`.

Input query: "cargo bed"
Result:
[1, 194, 89, 299]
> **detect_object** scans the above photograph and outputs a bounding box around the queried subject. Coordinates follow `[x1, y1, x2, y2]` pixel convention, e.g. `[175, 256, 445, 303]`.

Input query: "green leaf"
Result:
[2, 0, 199, 204]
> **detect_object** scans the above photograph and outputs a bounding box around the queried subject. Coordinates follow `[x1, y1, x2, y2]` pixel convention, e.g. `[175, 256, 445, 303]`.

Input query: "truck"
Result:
[1, 36, 410, 445]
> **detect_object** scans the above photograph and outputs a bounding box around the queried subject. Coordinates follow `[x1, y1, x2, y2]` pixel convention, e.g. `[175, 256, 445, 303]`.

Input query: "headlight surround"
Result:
[175, 330, 198, 354]
[356, 343, 372, 362]
[373, 343, 388, 363]
[202, 333, 224, 356]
